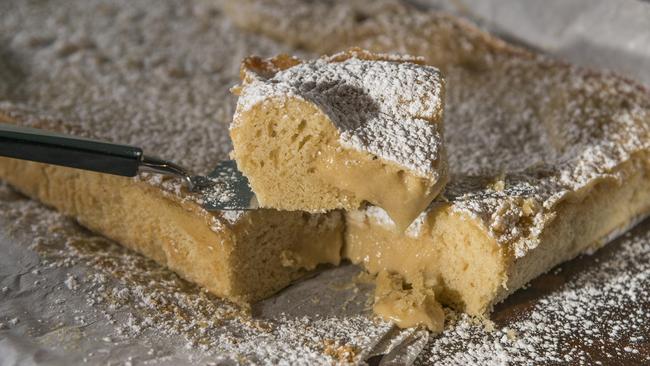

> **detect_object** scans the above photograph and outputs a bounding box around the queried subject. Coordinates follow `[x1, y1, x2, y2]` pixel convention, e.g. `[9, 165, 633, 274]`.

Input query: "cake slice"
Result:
[223, 0, 650, 315]
[230, 48, 447, 230]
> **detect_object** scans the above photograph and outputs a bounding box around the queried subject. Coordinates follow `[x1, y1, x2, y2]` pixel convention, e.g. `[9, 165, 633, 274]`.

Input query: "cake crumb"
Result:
[64, 274, 79, 291]
[323, 339, 360, 363]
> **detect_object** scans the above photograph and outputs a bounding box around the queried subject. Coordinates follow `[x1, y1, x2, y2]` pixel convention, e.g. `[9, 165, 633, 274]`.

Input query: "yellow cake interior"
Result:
[2, 0, 650, 336]
[231, 95, 446, 231]
[346, 205, 507, 315]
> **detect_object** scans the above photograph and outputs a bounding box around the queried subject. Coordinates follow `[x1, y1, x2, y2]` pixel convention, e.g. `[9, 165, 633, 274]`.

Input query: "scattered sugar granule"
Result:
[64, 274, 79, 291]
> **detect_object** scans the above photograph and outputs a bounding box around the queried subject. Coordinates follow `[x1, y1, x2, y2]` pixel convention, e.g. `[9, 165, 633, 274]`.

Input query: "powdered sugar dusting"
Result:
[416, 225, 650, 365]
[234, 54, 445, 178]
[359, 205, 429, 238]
[442, 54, 650, 257]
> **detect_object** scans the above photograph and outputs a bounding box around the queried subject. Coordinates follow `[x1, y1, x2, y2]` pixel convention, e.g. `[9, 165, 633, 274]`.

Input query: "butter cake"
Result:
[224, 0, 650, 315]
[230, 49, 447, 230]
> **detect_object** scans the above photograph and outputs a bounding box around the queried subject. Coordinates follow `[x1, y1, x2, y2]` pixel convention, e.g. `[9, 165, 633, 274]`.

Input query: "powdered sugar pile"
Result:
[234, 54, 445, 178]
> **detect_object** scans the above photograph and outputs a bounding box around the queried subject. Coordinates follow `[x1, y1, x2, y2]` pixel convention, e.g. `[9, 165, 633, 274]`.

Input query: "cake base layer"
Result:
[0, 156, 343, 303]
[345, 156, 650, 315]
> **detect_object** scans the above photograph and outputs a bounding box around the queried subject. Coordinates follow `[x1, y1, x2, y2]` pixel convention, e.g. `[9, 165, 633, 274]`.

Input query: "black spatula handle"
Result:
[0, 123, 143, 177]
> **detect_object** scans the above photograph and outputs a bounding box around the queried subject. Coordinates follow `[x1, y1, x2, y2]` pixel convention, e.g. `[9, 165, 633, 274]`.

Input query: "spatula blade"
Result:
[194, 160, 258, 211]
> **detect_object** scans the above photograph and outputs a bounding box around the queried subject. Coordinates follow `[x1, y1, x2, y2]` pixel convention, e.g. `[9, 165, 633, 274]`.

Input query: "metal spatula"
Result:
[0, 123, 258, 210]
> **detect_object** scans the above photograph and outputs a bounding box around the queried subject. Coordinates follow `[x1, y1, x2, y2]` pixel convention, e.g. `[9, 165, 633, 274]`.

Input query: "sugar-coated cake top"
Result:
[233, 49, 446, 179]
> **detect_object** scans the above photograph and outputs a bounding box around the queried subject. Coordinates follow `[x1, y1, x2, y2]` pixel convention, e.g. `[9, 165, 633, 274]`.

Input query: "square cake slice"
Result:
[230, 48, 447, 230]
[224, 0, 650, 315]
